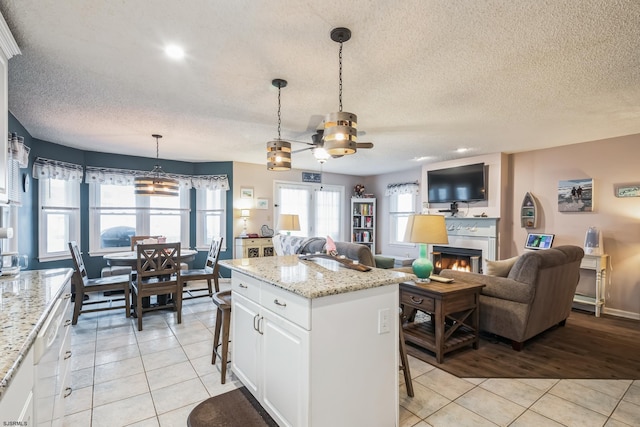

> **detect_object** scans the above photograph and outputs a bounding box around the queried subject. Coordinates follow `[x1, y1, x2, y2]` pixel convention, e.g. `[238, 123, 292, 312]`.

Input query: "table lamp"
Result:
[239, 209, 250, 237]
[277, 214, 300, 235]
[403, 214, 449, 281]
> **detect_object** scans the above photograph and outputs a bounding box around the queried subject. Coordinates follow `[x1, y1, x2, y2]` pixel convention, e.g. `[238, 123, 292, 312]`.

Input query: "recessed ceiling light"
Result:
[165, 44, 185, 60]
[412, 156, 431, 162]
[456, 148, 469, 153]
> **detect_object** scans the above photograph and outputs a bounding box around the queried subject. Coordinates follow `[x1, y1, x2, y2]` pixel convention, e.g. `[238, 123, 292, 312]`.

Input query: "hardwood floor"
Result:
[406, 309, 640, 379]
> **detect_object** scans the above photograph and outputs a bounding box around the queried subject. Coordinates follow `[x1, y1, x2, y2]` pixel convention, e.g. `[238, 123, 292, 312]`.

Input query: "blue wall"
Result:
[8, 113, 234, 278]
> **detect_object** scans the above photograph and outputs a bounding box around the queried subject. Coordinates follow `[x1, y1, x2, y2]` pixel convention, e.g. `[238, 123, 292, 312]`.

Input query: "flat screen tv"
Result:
[427, 163, 486, 203]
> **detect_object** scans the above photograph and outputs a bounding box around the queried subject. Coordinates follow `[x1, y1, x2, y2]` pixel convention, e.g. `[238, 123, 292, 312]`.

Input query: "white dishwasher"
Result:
[33, 281, 72, 427]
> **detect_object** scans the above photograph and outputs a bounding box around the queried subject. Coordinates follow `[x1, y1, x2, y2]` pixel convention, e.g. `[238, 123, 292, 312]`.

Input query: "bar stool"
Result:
[212, 290, 232, 384]
[399, 308, 414, 397]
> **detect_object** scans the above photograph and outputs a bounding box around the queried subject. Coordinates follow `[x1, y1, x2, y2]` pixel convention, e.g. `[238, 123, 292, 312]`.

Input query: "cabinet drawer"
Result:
[232, 273, 261, 303]
[401, 292, 435, 312]
[580, 257, 599, 270]
[261, 283, 310, 330]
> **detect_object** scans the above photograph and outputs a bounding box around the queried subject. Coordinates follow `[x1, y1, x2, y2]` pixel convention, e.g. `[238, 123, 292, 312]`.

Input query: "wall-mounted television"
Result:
[427, 163, 486, 203]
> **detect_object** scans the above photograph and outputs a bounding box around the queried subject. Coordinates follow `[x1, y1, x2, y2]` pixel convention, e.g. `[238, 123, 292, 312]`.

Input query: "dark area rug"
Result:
[187, 387, 278, 427]
[406, 309, 640, 379]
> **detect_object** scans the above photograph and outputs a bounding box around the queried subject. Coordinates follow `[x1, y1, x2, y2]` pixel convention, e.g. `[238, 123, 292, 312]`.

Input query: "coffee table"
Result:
[400, 279, 484, 363]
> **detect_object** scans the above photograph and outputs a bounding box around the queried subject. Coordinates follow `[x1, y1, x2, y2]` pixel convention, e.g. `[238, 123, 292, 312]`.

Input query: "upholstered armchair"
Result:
[439, 245, 584, 350]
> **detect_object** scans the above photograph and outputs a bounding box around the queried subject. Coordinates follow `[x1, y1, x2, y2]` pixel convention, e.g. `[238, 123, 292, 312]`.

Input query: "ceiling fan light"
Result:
[324, 111, 357, 155]
[312, 147, 331, 162]
[267, 139, 292, 171]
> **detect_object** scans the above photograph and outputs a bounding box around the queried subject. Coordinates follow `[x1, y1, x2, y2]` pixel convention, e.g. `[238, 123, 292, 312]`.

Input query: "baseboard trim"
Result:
[602, 307, 640, 320]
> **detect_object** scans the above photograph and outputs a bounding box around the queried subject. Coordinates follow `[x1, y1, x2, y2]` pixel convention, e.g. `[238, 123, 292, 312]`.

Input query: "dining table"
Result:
[103, 248, 198, 267]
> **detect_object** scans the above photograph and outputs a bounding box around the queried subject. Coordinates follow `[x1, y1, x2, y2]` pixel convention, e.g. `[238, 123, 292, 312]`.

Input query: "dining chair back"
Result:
[130, 235, 162, 250]
[181, 237, 224, 300]
[132, 242, 182, 331]
[68, 241, 131, 325]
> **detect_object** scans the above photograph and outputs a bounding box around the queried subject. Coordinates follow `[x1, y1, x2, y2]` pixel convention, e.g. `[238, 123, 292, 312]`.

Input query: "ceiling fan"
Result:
[290, 128, 374, 163]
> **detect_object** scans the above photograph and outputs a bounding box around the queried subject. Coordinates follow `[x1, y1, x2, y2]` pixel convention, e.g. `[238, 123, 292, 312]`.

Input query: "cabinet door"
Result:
[231, 292, 261, 395]
[261, 311, 309, 427]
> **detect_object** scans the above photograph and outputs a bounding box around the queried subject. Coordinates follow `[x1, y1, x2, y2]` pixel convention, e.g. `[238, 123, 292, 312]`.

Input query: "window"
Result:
[38, 178, 80, 260]
[195, 188, 226, 250]
[389, 191, 417, 245]
[89, 183, 190, 254]
[275, 182, 344, 239]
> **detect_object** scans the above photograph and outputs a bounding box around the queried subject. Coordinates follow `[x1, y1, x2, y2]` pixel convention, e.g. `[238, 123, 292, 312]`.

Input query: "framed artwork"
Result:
[558, 178, 593, 212]
[615, 184, 640, 198]
[240, 187, 254, 199]
[302, 172, 322, 183]
[256, 198, 268, 209]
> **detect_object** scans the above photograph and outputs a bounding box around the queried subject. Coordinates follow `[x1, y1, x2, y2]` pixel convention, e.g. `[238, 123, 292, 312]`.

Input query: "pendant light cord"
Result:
[277, 82, 282, 140]
[338, 40, 343, 112]
[155, 136, 159, 160]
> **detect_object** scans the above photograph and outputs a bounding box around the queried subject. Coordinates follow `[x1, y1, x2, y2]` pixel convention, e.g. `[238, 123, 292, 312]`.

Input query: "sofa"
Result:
[272, 235, 376, 267]
[439, 245, 584, 350]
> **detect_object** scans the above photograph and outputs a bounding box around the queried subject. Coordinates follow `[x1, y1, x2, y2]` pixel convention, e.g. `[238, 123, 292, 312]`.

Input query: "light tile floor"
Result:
[64, 280, 640, 426]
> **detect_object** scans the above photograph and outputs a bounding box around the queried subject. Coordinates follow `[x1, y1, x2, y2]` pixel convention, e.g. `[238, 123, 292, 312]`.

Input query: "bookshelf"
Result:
[351, 197, 376, 253]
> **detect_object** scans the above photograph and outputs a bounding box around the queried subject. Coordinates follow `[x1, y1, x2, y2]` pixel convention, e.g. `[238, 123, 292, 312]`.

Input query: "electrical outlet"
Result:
[378, 308, 390, 334]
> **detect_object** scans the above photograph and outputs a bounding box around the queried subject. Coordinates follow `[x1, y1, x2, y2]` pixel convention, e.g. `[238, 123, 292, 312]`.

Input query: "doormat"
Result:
[187, 387, 278, 427]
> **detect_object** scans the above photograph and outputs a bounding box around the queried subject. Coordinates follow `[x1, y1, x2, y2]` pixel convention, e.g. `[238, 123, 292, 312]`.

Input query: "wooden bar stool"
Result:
[399, 308, 414, 397]
[212, 290, 232, 383]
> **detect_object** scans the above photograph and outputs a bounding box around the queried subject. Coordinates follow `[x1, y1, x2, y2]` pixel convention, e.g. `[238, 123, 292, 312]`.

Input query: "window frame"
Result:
[388, 191, 417, 246]
[195, 187, 227, 251]
[273, 181, 345, 240]
[38, 177, 81, 261]
[88, 182, 190, 255]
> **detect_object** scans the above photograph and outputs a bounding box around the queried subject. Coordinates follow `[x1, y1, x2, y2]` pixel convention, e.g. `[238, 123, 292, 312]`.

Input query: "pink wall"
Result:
[511, 134, 640, 318]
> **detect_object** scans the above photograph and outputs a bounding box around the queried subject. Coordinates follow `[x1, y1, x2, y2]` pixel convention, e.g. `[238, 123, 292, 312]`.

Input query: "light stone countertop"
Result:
[220, 255, 415, 299]
[0, 268, 74, 401]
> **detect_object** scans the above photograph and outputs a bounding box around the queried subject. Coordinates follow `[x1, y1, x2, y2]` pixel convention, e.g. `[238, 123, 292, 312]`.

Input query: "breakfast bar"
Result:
[220, 255, 413, 427]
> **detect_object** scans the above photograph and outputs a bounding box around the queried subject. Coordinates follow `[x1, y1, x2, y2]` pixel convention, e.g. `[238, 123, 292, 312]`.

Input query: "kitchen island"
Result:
[220, 255, 414, 427]
[0, 268, 74, 425]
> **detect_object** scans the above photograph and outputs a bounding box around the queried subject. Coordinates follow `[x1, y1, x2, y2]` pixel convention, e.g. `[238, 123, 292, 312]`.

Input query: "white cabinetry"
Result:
[235, 237, 274, 258]
[231, 270, 398, 427]
[232, 274, 309, 426]
[34, 280, 72, 427]
[0, 12, 20, 204]
[0, 347, 34, 424]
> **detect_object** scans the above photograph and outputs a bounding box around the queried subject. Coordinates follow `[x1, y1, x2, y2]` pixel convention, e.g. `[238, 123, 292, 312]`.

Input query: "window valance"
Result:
[385, 181, 419, 196]
[32, 157, 84, 182]
[85, 166, 229, 190]
[190, 175, 230, 190]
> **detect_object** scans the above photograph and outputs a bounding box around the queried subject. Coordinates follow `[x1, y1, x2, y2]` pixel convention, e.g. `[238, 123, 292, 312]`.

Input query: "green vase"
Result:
[412, 243, 434, 279]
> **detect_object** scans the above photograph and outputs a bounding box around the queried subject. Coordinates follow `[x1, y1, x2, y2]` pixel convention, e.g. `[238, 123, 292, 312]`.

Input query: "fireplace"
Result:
[432, 246, 483, 274]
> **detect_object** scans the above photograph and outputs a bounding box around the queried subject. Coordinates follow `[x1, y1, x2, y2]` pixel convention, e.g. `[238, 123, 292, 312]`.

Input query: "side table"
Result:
[400, 280, 484, 363]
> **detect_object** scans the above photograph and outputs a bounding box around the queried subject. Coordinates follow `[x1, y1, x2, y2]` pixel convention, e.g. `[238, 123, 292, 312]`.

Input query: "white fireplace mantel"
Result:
[430, 217, 499, 273]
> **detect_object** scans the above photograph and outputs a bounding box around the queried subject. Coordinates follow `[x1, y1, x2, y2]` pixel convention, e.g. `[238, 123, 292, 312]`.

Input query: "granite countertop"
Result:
[220, 255, 415, 299]
[0, 268, 74, 401]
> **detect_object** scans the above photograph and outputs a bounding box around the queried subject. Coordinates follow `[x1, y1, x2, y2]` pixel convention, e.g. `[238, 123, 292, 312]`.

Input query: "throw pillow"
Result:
[486, 256, 519, 277]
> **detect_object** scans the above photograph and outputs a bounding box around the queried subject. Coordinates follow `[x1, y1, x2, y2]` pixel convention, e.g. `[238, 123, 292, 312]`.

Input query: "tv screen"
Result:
[427, 163, 486, 203]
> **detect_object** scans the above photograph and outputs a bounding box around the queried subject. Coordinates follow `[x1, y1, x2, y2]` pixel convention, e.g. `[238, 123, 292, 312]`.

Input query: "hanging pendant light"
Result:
[266, 78, 292, 171]
[324, 27, 357, 156]
[134, 134, 179, 196]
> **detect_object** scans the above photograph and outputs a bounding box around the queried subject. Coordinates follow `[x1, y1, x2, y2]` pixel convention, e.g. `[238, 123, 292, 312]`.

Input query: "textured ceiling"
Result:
[1, 0, 639, 175]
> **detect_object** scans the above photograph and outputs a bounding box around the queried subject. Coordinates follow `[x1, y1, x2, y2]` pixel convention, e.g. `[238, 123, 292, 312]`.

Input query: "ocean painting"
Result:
[558, 178, 593, 212]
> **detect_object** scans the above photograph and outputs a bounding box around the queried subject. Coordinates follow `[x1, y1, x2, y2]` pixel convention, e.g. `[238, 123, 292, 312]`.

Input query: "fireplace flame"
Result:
[450, 260, 471, 272]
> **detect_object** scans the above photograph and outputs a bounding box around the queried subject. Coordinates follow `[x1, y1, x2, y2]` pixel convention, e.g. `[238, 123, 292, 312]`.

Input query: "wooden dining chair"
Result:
[131, 242, 182, 331]
[68, 241, 132, 325]
[181, 237, 224, 300]
[130, 235, 162, 250]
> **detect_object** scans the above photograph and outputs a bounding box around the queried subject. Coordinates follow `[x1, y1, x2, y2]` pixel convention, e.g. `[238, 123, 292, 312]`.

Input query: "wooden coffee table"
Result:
[400, 279, 484, 363]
